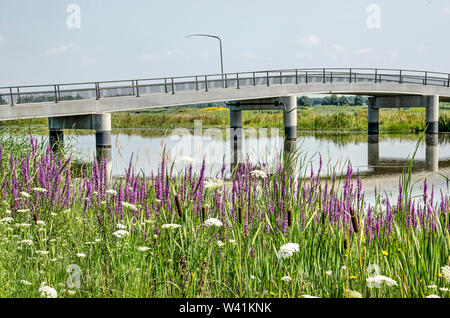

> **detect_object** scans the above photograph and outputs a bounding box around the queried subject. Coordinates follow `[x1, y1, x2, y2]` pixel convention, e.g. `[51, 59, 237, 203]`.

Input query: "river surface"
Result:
[29, 129, 450, 204]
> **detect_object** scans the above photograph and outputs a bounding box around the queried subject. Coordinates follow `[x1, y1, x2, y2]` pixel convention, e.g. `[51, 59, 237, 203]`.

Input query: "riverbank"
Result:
[2, 105, 450, 132]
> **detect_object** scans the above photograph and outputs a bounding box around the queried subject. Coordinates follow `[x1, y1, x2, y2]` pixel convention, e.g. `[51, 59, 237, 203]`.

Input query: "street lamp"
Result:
[186, 34, 224, 75]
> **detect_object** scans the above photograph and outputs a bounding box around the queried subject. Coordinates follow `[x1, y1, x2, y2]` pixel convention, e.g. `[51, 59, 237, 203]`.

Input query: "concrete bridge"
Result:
[1, 67, 449, 170]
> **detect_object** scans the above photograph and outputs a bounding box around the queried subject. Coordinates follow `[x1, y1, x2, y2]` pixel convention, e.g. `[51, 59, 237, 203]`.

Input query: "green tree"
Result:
[338, 95, 351, 106]
[323, 94, 338, 105]
[353, 95, 364, 106]
[297, 96, 311, 107]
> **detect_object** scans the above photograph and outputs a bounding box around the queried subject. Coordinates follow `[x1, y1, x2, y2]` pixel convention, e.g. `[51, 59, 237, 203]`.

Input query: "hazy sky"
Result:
[1, 0, 450, 86]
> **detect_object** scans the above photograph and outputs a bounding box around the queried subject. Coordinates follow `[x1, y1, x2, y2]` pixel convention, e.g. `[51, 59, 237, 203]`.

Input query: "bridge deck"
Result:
[1, 68, 450, 121]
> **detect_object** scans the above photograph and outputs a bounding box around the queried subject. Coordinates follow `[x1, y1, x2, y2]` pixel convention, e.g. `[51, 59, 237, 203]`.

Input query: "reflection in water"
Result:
[27, 129, 450, 204]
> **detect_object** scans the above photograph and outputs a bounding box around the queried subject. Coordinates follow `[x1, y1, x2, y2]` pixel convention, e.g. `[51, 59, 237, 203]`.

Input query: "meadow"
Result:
[0, 134, 449, 298]
[3, 105, 450, 133]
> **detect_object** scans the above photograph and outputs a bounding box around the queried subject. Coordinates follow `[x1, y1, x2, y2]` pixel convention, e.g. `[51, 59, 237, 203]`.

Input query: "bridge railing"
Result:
[1, 68, 449, 106]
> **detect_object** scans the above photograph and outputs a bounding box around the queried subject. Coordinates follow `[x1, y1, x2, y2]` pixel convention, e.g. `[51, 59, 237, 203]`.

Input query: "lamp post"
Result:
[186, 34, 224, 80]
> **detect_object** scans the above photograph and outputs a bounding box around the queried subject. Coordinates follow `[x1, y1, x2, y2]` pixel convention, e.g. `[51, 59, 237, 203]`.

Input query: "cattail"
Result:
[175, 194, 183, 218]
[350, 207, 359, 234]
[344, 239, 348, 250]
[287, 210, 292, 227]
[201, 206, 206, 222]
[238, 206, 243, 224]
[33, 211, 39, 223]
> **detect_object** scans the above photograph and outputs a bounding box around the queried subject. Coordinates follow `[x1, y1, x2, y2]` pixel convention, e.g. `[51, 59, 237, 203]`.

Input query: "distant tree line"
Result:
[0, 94, 85, 105]
[297, 95, 368, 107]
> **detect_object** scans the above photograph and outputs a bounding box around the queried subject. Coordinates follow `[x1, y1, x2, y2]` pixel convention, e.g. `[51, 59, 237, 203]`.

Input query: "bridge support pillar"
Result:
[48, 126, 64, 152]
[94, 114, 112, 178]
[367, 135, 379, 167]
[368, 97, 379, 135]
[230, 109, 243, 174]
[425, 134, 438, 172]
[282, 96, 297, 140]
[426, 95, 439, 134]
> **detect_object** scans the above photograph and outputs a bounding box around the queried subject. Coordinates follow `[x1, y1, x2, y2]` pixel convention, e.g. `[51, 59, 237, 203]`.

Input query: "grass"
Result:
[2, 105, 450, 133]
[0, 135, 449, 298]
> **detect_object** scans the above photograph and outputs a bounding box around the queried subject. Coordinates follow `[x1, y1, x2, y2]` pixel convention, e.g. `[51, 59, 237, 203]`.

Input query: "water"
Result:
[31, 129, 450, 204]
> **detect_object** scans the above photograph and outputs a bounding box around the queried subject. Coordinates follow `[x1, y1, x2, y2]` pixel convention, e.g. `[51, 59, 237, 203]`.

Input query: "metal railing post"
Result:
[16, 87, 20, 104]
[253, 72, 256, 86]
[95, 82, 100, 100]
[330, 72, 333, 83]
[54, 85, 58, 103]
[10, 87, 14, 106]
[295, 69, 298, 84]
[171, 78, 175, 94]
[280, 71, 283, 85]
[323, 69, 326, 83]
[164, 78, 168, 93]
[305, 71, 308, 84]
[57, 85, 61, 101]
[424, 72, 428, 85]
[131, 81, 135, 96]
[224, 74, 228, 88]
[448, 74, 450, 87]
[349, 69, 352, 83]
[205, 75, 208, 92]
[195, 76, 199, 91]
[136, 80, 140, 97]
[236, 73, 240, 89]
[375, 69, 377, 83]
[267, 71, 270, 86]
[399, 70, 402, 84]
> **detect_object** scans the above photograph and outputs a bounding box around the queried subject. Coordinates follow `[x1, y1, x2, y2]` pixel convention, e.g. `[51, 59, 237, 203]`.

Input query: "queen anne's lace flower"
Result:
[116, 223, 127, 230]
[281, 276, 292, 282]
[106, 189, 117, 195]
[441, 265, 450, 284]
[0, 217, 13, 223]
[32, 187, 48, 193]
[277, 243, 299, 259]
[138, 246, 150, 251]
[204, 218, 223, 227]
[426, 294, 440, 298]
[203, 179, 223, 191]
[121, 202, 138, 211]
[366, 275, 397, 288]
[161, 224, 181, 230]
[112, 230, 129, 238]
[250, 170, 268, 179]
[20, 191, 31, 198]
[39, 282, 57, 298]
[76, 253, 86, 258]
[348, 290, 363, 298]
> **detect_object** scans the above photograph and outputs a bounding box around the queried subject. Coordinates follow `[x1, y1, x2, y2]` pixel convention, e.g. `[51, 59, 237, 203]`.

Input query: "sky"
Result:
[0, 0, 450, 86]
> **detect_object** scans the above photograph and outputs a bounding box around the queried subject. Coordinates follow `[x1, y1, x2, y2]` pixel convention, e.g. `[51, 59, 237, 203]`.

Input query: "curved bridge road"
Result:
[1, 67, 448, 171]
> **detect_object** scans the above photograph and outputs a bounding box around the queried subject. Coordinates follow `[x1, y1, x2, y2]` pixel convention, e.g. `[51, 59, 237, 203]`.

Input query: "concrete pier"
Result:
[282, 96, 297, 140]
[368, 97, 379, 135]
[48, 126, 64, 152]
[48, 113, 112, 176]
[425, 133, 439, 172]
[230, 109, 243, 173]
[426, 95, 439, 134]
[367, 134, 380, 167]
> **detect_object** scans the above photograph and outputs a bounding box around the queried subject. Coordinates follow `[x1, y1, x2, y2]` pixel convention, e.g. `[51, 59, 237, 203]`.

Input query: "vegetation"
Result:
[0, 136, 449, 298]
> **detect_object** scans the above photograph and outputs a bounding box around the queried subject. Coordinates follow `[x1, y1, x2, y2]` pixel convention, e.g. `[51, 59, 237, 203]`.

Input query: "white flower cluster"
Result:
[161, 224, 181, 230]
[39, 282, 57, 298]
[441, 265, 450, 284]
[112, 230, 129, 238]
[366, 275, 398, 288]
[277, 243, 299, 260]
[180, 156, 195, 165]
[203, 179, 223, 191]
[250, 170, 268, 179]
[204, 218, 223, 227]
